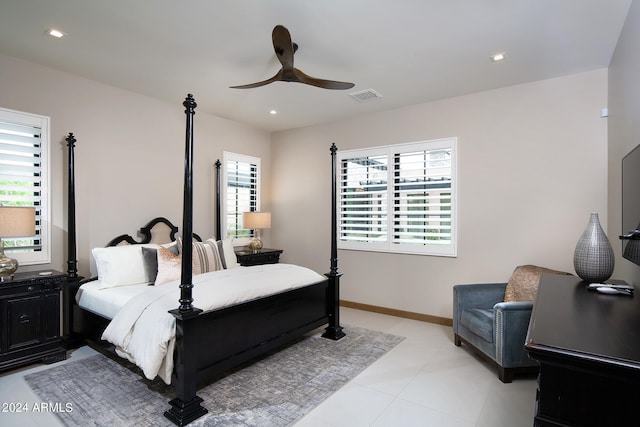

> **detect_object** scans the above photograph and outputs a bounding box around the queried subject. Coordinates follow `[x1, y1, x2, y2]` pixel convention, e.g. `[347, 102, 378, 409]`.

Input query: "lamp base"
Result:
[0, 254, 18, 282]
[248, 237, 263, 252]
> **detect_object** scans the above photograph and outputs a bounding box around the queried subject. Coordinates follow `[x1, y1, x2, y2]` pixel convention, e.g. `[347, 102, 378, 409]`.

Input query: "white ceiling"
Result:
[0, 0, 632, 132]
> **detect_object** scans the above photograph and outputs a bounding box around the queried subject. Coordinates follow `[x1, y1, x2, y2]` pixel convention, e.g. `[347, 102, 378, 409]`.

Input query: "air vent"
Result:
[349, 88, 383, 102]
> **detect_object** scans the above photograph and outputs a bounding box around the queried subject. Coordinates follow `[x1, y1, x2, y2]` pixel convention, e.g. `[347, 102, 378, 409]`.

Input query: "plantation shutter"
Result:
[224, 153, 260, 239]
[0, 120, 43, 253]
[339, 150, 388, 246]
[338, 138, 456, 256]
[392, 147, 452, 247]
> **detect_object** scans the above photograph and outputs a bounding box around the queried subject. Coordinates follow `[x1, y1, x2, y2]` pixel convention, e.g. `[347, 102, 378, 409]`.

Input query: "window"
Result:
[0, 107, 51, 265]
[222, 152, 261, 241]
[338, 138, 456, 256]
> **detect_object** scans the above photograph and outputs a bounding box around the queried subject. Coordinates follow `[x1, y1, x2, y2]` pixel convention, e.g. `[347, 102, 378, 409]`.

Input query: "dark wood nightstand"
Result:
[0, 269, 67, 371]
[235, 248, 283, 266]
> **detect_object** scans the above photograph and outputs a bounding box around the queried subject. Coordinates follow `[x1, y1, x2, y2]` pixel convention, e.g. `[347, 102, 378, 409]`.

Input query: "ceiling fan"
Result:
[230, 25, 355, 90]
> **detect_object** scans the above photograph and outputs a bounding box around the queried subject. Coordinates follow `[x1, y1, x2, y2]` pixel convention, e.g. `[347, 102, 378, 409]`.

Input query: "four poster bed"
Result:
[63, 94, 345, 426]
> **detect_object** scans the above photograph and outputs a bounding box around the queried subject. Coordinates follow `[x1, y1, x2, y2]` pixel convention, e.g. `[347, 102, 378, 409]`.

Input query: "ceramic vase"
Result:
[573, 213, 614, 283]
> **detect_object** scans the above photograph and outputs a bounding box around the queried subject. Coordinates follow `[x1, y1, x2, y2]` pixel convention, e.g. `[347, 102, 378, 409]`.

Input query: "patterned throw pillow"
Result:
[141, 243, 179, 284]
[176, 237, 224, 274]
[503, 264, 573, 302]
[154, 246, 182, 286]
[191, 238, 224, 274]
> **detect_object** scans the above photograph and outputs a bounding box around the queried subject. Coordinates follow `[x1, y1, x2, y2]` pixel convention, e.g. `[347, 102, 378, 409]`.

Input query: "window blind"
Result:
[338, 138, 456, 256]
[223, 152, 260, 239]
[0, 118, 44, 255]
[339, 152, 388, 244]
[392, 149, 452, 246]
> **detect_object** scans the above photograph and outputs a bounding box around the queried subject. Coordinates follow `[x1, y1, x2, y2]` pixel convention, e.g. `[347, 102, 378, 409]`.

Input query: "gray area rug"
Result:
[25, 326, 403, 426]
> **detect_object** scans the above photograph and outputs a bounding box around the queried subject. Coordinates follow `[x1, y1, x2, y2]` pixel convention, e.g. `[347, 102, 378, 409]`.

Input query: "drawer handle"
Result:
[19, 314, 30, 324]
[27, 286, 35, 292]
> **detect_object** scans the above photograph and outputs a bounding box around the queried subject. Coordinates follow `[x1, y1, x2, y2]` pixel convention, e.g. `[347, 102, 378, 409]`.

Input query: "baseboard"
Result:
[340, 300, 453, 327]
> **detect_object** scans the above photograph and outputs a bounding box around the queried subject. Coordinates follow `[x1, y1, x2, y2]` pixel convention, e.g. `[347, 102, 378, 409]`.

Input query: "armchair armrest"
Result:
[453, 283, 507, 332]
[494, 301, 533, 312]
[494, 301, 535, 367]
[454, 283, 508, 308]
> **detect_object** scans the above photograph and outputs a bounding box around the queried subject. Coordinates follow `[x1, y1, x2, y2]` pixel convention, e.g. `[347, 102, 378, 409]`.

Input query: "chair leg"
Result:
[454, 333, 528, 383]
[498, 366, 514, 383]
[454, 333, 462, 346]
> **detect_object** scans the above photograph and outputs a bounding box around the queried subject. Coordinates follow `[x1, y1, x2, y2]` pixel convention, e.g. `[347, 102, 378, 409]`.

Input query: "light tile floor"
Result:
[0, 307, 537, 426]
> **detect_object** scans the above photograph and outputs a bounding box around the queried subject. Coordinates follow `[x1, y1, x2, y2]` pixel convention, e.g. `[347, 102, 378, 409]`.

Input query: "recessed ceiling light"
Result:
[47, 28, 65, 38]
[490, 52, 506, 62]
[269, 110, 278, 115]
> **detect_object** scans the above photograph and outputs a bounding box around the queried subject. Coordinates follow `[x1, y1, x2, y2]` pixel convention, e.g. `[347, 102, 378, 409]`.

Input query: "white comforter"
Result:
[101, 264, 325, 384]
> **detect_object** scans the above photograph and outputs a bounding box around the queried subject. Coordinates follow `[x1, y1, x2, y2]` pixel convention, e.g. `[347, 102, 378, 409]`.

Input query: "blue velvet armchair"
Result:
[452, 282, 538, 382]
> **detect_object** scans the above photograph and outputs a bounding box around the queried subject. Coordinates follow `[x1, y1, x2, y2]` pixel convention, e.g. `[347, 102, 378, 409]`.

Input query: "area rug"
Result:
[25, 326, 403, 426]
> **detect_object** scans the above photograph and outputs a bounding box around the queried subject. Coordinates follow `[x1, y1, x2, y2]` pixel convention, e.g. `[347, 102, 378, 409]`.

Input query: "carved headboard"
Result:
[106, 217, 201, 246]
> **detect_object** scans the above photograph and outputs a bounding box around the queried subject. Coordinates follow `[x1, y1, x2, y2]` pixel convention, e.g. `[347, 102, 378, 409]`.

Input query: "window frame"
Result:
[221, 151, 261, 245]
[0, 107, 51, 265]
[337, 138, 457, 257]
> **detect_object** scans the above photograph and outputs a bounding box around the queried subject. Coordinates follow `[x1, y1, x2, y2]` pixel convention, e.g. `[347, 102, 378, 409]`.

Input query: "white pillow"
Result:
[92, 245, 153, 289]
[221, 238, 239, 269]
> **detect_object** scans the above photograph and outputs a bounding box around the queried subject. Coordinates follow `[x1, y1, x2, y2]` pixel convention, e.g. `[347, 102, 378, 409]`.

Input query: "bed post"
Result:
[165, 94, 207, 426]
[214, 160, 221, 240]
[63, 132, 82, 347]
[177, 93, 198, 314]
[65, 133, 78, 279]
[322, 143, 346, 340]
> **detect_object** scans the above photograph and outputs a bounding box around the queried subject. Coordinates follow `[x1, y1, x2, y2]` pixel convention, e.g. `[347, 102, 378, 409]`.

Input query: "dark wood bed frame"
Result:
[63, 94, 345, 426]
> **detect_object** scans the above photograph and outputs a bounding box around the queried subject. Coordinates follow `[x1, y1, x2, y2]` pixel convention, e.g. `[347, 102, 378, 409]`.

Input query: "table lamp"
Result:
[242, 211, 271, 252]
[0, 206, 36, 281]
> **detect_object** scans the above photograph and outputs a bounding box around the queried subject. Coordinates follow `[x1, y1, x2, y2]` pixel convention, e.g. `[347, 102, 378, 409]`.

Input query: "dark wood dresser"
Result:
[525, 274, 640, 426]
[0, 270, 67, 371]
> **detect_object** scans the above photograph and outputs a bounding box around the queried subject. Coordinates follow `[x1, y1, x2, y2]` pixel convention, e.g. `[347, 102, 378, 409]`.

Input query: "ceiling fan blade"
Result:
[230, 25, 355, 90]
[272, 25, 295, 71]
[293, 68, 355, 90]
[229, 70, 282, 89]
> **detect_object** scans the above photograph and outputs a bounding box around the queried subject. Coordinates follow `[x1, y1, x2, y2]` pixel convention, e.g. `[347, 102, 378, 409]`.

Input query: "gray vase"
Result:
[573, 212, 614, 283]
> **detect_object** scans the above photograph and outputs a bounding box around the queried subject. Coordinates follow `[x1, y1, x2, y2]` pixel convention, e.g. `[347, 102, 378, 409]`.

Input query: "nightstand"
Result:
[235, 248, 283, 266]
[0, 270, 67, 371]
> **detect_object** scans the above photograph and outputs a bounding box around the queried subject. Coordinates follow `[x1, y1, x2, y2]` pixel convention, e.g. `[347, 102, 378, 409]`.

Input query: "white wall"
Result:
[0, 53, 271, 278]
[608, 0, 640, 285]
[0, 51, 612, 320]
[272, 70, 608, 319]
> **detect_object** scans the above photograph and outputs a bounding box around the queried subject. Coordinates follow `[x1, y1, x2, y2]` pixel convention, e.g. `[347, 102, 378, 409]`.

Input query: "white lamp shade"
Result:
[242, 212, 271, 229]
[0, 206, 36, 237]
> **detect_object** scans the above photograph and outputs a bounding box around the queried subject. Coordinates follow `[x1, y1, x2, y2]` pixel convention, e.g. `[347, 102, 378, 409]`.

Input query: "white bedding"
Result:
[99, 263, 325, 384]
[76, 281, 150, 319]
